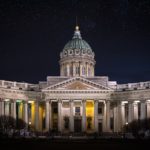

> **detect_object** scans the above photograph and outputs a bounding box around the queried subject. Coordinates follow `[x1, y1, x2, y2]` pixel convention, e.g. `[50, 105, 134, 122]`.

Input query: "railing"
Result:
[0, 80, 37, 90]
[117, 81, 150, 91]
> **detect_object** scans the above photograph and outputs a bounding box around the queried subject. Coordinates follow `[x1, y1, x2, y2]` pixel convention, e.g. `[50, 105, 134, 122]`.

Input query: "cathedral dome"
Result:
[60, 26, 94, 59]
[59, 26, 96, 77]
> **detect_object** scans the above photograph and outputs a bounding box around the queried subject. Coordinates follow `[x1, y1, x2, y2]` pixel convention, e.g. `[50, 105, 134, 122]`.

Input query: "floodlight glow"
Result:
[28, 101, 34, 104]
[122, 101, 128, 104]
[4, 99, 10, 102]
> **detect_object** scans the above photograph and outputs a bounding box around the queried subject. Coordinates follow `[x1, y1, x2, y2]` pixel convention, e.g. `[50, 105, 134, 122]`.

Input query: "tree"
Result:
[0, 115, 27, 133]
[123, 119, 150, 138]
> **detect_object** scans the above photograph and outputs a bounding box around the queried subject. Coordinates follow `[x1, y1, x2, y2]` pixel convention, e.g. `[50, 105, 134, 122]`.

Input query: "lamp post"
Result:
[28, 121, 31, 131]
[125, 122, 128, 131]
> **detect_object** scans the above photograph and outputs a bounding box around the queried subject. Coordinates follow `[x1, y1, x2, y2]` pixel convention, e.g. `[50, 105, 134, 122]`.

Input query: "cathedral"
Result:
[0, 26, 150, 134]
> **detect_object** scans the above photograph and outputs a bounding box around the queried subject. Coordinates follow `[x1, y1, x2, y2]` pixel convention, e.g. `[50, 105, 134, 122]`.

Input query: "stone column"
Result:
[94, 100, 98, 132]
[82, 100, 86, 132]
[45, 100, 50, 131]
[0, 100, 5, 116]
[133, 101, 138, 120]
[140, 101, 146, 120]
[121, 102, 126, 126]
[103, 101, 107, 132]
[24, 101, 28, 125]
[35, 101, 39, 131]
[128, 102, 133, 123]
[61, 64, 64, 76]
[11, 100, 16, 120]
[116, 102, 122, 132]
[113, 105, 118, 132]
[70, 100, 74, 132]
[86, 63, 88, 77]
[5, 101, 10, 116]
[49, 101, 52, 130]
[80, 63, 82, 76]
[58, 100, 62, 132]
[147, 102, 150, 119]
[106, 101, 110, 132]
[67, 63, 70, 76]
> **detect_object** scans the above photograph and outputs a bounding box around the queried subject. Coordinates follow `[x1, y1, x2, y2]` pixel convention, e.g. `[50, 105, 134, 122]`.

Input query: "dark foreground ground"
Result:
[0, 138, 150, 150]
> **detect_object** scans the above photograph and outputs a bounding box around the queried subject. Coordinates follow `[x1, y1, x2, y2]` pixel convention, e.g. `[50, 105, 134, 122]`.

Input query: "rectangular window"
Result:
[75, 107, 80, 116]
[53, 107, 58, 113]
[98, 102, 103, 115]
[98, 107, 102, 114]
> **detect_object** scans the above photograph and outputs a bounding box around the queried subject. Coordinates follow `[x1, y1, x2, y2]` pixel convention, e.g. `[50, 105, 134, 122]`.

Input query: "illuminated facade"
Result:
[0, 26, 150, 133]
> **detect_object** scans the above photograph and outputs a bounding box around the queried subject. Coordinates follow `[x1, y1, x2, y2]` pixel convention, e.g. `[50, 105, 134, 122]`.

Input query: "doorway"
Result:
[98, 122, 102, 133]
[74, 118, 81, 133]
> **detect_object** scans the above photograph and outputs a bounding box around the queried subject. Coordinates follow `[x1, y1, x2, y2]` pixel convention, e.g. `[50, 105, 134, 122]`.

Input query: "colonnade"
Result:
[0, 98, 150, 133]
[114, 100, 150, 131]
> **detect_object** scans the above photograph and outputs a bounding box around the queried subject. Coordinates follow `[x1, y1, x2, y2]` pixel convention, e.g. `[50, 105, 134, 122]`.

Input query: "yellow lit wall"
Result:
[86, 100, 94, 130]
[18, 102, 23, 119]
[31, 102, 35, 127]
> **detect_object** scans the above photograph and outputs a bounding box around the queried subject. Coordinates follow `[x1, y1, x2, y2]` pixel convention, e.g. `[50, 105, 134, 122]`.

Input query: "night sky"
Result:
[0, 0, 150, 84]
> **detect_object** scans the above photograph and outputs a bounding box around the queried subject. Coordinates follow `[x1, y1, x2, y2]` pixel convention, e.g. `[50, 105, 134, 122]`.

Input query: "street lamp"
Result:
[28, 122, 31, 131]
[125, 122, 128, 132]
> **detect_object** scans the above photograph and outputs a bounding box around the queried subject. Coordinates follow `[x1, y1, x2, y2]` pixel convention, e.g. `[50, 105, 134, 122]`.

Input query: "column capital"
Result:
[45, 100, 50, 103]
[128, 101, 133, 104]
[58, 99, 62, 103]
[146, 100, 150, 103]
[70, 99, 73, 103]
[23, 100, 28, 104]
[82, 99, 86, 103]
[10, 99, 16, 103]
[94, 100, 99, 103]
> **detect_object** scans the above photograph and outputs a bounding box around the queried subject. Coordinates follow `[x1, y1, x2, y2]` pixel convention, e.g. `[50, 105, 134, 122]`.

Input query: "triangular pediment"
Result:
[42, 77, 111, 91]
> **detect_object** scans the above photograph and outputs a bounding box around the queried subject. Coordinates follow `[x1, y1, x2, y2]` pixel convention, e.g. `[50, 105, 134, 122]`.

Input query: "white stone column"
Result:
[1, 101, 4, 116]
[103, 101, 107, 132]
[58, 100, 62, 132]
[140, 101, 146, 120]
[86, 63, 88, 77]
[82, 100, 86, 132]
[5, 101, 10, 116]
[70, 100, 74, 132]
[80, 63, 82, 76]
[128, 102, 133, 123]
[35, 101, 39, 131]
[147, 102, 150, 119]
[67, 64, 70, 76]
[106, 101, 110, 132]
[24, 101, 28, 125]
[73, 62, 75, 76]
[49, 101, 52, 130]
[133, 102, 138, 120]
[45, 100, 50, 131]
[0, 100, 4, 116]
[113, 105, 118, 132]
[11, 100, 16, 120]
[94, 100, 98, 132]
[116, 102, 121, 132]
[121, 102, 126, 126]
